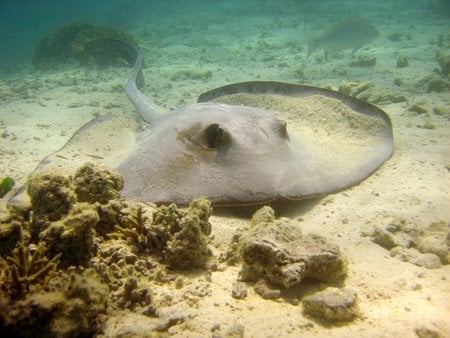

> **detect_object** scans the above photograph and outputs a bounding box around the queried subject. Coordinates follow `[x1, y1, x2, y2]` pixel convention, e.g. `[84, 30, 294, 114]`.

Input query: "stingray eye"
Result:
[205, 123, 225, 149]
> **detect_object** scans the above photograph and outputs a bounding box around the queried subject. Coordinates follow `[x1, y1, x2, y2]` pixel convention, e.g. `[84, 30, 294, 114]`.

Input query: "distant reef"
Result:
[32, 22, 137, 70]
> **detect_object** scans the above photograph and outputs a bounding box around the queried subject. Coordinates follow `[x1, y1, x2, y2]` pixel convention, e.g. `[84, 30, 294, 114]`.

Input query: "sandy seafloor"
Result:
[0, 1, 449, 337]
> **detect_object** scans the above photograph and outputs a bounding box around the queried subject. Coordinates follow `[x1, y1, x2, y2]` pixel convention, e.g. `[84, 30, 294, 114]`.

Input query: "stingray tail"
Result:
[107, 39, 163, 124]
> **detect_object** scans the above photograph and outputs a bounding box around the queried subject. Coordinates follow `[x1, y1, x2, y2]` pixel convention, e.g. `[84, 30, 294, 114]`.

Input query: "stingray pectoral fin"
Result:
[7, 114, 139, 209]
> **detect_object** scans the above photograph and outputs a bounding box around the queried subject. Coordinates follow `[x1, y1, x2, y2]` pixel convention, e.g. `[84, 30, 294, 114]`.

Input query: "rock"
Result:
[250, 205, 275, 226]
[350, 55, 376, 67]
[118, 277, 153, 311]
[73, 162, 124, 204]
[253, 279, 281, 300]
[418, 75, 450, 93]
[338, 81, 407, 104]
[369, 218, 449, 267]
[371, 228, 398, 250]
[415, 325, 444, 338]
[231, 282, 248, 299]
[302, 287, 359, 322]
[106, 198, 213, 269]
[409, 104, 429, 115]
[390, 247, 442, 269]
[170, 69, 213, 81]
[160, 198, 212, 269]
[393, 78, 404, 86]
[387, 32, 403, 41]
[396, 57, 409, 68]
[102, 313, 161, 337]
[415, 221, 449, 264]
[225, 322, 245, 337]
[0, 220, 21, 256]
[40, 202, 98, 268]
[0, 268, 108, 337]
[338, 81, 374, 97]
[437, 31, 450, 48]
[237, 207, 346, 289]
[27, 169, 76, 222]
[435, 50, 450, 77]
[433, 106, 450, 120]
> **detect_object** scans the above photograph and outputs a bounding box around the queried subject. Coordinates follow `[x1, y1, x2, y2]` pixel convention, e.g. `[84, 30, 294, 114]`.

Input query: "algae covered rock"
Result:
[350, 55, 376, 67]
[40, 203, 99, 268]
[415, 221, 450, 264]
[0, 268, 108, 337]
[396, 56, 409, 68]
[238, 206, 347, 290]
[155, 198, 212, 269]
[338, 81, 407, 104]
[0, 220, 22, 257]
[108, 198, 213, 269]
[74, 162, 124, 204]
[418, 75, 450, 93]
[390, 247, 442, 269]
[302, 287, 359, 322]
[250, 205, 275, 226]
[163, 206, 210, 269]
[116, 277, 154, 311]
[367, 218, 449, 267]
[27, 169, 76, 222]
[436, 50, 450, 77]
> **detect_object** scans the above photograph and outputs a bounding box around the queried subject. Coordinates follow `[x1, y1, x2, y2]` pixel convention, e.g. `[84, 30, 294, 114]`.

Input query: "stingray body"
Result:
[9, 41, 393, 207]
[116, 41, 392, 205]
[119, 102, 315, 204]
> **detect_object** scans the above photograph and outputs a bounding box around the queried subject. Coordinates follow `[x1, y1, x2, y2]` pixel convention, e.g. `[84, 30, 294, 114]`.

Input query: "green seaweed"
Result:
[0, 176, 15, 198]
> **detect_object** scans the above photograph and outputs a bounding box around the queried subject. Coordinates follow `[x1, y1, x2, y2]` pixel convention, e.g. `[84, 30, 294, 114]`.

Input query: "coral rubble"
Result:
[0, 163, 214, 336]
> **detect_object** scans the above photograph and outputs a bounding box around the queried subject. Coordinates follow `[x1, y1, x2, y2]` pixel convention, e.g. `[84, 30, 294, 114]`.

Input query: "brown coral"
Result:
[0, 238, 60, 299]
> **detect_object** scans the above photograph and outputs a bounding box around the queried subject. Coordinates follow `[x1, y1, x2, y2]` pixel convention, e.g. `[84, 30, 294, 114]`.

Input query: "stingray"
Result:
[9, 41, 393, 207]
